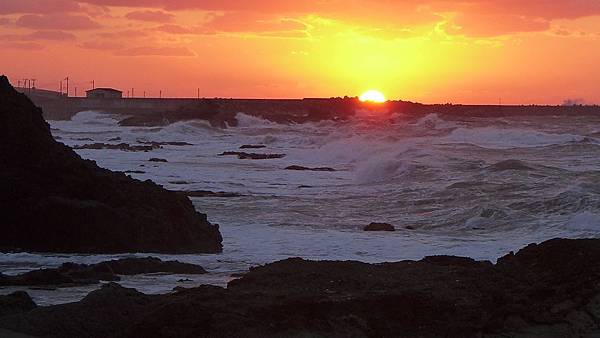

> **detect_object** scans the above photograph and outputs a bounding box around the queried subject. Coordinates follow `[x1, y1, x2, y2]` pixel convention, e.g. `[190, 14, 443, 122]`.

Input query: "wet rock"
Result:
[4, 239, 600, 337]
[239, 144, 266, 149]
[0, 257, 206, 287]
[363, 222, 395, 231]
[73, 142, 160, 152]
[0, 292, 36, 317]
[108, 137, 121, 141]
[487, 159, 534, 172]
[138, 140, 193, 146]
[175, 190, 243, 198]
[285, 165, 336, 172]
[124, 170, 145, 174]
[219, 151, 285, 160]
[0, 76, 222, 254]
[405, 225, 416, 230]
[148, 158, 168, 163]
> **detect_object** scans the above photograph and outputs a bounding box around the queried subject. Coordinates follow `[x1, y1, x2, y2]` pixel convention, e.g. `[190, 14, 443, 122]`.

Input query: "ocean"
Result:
[2, 110, 600, 305]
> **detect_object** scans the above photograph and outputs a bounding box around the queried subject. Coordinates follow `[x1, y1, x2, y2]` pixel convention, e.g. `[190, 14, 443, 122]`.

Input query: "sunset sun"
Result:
[359, 90, 386, 103]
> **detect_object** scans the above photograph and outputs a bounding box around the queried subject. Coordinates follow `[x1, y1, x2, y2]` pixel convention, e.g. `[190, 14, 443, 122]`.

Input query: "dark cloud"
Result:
[125, 10, 175, 22]
[16, 13, 102, 30]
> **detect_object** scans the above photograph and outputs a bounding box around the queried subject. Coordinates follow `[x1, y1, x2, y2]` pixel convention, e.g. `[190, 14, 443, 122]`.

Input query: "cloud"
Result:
[80, 40, 125, 50]
[0, 0, 80, 14]
[0, 17, 11, 25]
[125, 10, 175, 22]
[16, 14, 102, 30]
[28, 30, 77, 41]
[0, 41, 45, 50]
[115, 45, 196, 56]
[203, 12, 307, 34]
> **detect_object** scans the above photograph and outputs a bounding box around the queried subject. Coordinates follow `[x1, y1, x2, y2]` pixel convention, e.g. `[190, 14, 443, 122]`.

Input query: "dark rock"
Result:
[138, 140, 193, 146]
[0, 75, 222, 253]
[123, 170, 145, 174]
[174, 190, 243, 198]
[0, 257, 206, 287]
[405, 225, 416, 230]
[239, 144, 266, 149]
[0, 292, 36, 317]
[102, 257, 207, 275]
[108, 137, 121, 141]
[487, 159, 534, 172]
[73, 142, 160, 152]
[148, 158, 168, 163]
[219, 151, 285, 160]
[3, 239, 600, 337]
[285, 165, 336, 172]
[363, 222, 395, 231]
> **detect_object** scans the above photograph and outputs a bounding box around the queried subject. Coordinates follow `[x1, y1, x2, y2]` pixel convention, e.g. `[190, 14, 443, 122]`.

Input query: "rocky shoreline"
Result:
[0, 238, 599, 337]
[0, 76, 222, 254]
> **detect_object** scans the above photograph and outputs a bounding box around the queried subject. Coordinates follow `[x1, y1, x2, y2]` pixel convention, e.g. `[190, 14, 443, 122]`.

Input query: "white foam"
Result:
[442, 127, 585, 149]
[566, 211, 600, 231]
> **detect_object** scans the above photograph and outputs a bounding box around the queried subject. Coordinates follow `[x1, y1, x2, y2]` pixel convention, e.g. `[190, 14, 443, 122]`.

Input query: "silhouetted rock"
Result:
[148, 158, 168, 163]
[73, 142, 160, 152]
[0, 292, 36, 317]
[3, 239, 600, 337]
[0, 257, 206, 287]
[363, 222, 395, 231]
[175, 190, 243, 198]
[219, 151, 285, 160]
[240, 144, 266, 149]
[138, 140, 193, 146]
[285, 165, 336, 172]
[0, 75, 222, 253]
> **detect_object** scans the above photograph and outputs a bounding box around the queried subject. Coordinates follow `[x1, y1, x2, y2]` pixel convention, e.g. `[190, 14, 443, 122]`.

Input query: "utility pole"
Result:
[159, 90, 162, 99]
[75, 87, 77, 97]
[131, 88, 134, 98]
[63, 77, 69, 97]
[143, 91, 146, 98]
[197, 88, 200, 99]
[91, 80, 95, 90]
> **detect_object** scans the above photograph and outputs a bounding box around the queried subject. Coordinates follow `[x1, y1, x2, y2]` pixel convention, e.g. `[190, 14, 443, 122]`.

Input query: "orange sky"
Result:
[1, 0, 599, 104]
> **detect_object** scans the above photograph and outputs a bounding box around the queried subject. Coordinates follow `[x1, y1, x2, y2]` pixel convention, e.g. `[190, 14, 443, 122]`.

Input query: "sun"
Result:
[359, 90, 386, 103]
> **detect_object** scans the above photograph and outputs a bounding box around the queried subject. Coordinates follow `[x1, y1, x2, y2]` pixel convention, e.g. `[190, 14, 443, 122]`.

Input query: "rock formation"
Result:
[2, 239, 600, 337]
[0, 76, 222, 253]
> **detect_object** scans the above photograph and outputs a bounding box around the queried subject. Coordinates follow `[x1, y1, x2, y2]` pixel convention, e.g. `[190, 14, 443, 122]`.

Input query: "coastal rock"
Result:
[3, 239, 600, 337]
[148, 158, 168, 163]
[175, 190, 243, 198]
[239, 144, 266, 149]
[363, 222, 395, 231]
[219, 151, 285, 160]
[73, 142, 160, 152]
[0, 75, 222, 253]
[0, 292, 36, 317]
[487, 159, 534, 172]
[285, 165, 336, 172]
[0, 257, 206, 287]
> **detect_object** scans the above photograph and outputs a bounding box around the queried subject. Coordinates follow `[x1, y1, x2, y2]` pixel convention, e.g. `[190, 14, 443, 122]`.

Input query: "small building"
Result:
[86, 88, 122, 99]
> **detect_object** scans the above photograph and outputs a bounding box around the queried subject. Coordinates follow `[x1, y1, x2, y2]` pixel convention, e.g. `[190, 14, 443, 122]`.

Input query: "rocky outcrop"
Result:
[3, 238, 599, 337]
[174, 190, 243, 198]
[73, 143, 160, 152]
[0, 257, 206, 287]
[363, 222, 395, 231]
[0, 75, 222, 253]
[219, 151, 285, 160]
[285, 165, 336, 172]
[0, 292, 36, 318]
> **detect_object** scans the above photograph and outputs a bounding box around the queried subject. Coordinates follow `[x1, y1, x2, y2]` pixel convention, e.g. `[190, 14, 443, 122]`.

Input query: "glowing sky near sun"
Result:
[1, 0, 600, 104]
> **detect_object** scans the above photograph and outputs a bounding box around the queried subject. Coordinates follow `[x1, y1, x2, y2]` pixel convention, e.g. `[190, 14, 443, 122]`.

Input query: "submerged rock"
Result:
[239, 144, 266, 149]
[0, 76, 222, 253]
[175, 190, 243, 198]
[73, 142, 160, 152]
[219, 151, 285, 160]
[363, 222, 396, 231]
[148, 158, 168, 163]
[487, 159, 534, 172]
[285, 165, 336, 172]
[3, 239, 600, 337]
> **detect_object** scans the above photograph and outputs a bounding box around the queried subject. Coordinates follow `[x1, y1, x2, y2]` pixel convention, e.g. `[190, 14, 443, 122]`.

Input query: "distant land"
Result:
[16, 86, 600, 128]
